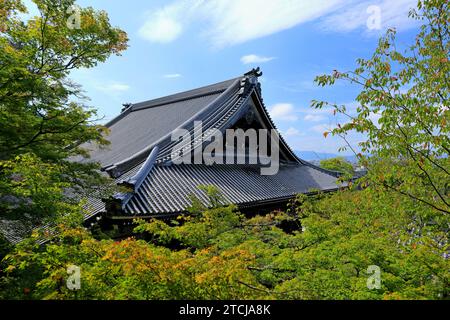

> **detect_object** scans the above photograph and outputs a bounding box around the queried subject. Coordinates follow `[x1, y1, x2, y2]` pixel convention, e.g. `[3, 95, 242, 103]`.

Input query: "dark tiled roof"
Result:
[100, 68, 343, 217]
[1, 196, 107, 245]
[123, 163, 341, 216]
[130, 78, 239, 112]
[1, 69, 344, 244]
[0, 219, 31, 244]
[81, 78, 239, 167]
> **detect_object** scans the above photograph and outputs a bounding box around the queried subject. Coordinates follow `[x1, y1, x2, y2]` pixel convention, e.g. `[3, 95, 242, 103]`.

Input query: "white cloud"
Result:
[283, 127, 303, 137]
[139, 0, 343, 47]
[201, 0, 343, 47]
[139, 0, 419, 47]
[321, 0, 419, 33]
[71, 70, 130, 96]
[163, 73, 182, 78]
[241, 54, 275, 65]
[138, 4, 184, 43]
[311, 123, 332, 134]
[304, 114, 326, 122]
[311, 119, 352, 134]
[268, 103, 298, 122]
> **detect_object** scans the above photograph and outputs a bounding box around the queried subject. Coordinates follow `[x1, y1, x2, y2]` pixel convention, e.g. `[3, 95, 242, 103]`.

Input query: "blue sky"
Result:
[27, 0, 421, 154]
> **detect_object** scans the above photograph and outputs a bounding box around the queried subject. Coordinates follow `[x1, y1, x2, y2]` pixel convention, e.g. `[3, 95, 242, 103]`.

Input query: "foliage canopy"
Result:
[0, 0, 448, 300]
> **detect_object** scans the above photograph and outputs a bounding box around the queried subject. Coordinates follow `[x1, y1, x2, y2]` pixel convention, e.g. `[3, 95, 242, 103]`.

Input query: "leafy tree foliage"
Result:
[320, 157, 355, 180]
[0, 0, 128, 233]
[0, 0, 448, 301]
[1, 187, 448, 300]
[312, 0, 449, 216]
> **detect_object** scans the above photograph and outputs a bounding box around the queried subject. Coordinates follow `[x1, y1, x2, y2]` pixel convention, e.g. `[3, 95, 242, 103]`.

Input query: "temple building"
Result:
[82, 68, 343, 226]
[1, 68, 344, 242]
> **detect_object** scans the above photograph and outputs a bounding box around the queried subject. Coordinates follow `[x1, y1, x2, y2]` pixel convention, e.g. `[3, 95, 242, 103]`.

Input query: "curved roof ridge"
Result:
[131, 77, 240, 111]
[103, 77, 240, 128]
[103, 78, 242, 177]
[249, 83, 341, 179]
[100, 68, 340, 181]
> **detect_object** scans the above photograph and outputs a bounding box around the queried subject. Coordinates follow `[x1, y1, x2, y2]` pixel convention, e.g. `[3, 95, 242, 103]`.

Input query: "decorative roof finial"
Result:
[244, 67, 263, 78]
[121, 103, 132, 113]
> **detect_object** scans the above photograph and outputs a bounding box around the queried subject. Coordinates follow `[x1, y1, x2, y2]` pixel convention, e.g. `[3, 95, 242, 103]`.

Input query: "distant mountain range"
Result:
[295, 151, 359, 163]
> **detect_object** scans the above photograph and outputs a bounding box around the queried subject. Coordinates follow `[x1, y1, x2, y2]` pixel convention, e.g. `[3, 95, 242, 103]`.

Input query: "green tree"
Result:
[1, 189, 265, 300]
[312, 0, 449, 216]
[2, 187, 447, 300]
[1, 0, 448, 301]
[0, 0, 128, 236]
[320, 157, 354, 180]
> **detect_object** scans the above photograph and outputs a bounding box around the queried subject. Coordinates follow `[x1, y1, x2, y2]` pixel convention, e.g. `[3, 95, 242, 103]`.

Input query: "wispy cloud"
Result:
[138, 4, 184, 43]
[268, 103, 298, 122]
[321, 0, 418, 33]
[304, 114, 326, 122]
[311, 119, 352, 134]
[70, 69, 131, 96]
[202, 0, 343, 47]
[311, 123, 332, 134]
[139, 0, 342, 47]
[241, 54, 275, 65]
[163, 73, 182, 79]
[283, 127, 303, 137]
[139, 0, 419, 47]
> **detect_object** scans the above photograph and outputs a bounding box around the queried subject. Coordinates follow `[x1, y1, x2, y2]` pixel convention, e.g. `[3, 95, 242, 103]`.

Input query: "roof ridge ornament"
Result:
[239, 68, 262, 96]
[121, 103, 132, 113]
[244, 67, 263, 78]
